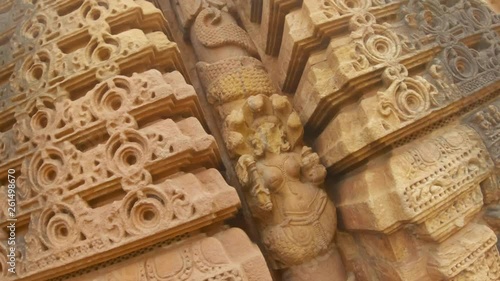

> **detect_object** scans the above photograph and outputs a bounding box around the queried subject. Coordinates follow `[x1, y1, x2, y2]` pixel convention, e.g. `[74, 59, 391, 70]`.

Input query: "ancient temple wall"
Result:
[0, 0, 272, 280]
[234, 0, 500, 280]
[1, 0, 499, 280]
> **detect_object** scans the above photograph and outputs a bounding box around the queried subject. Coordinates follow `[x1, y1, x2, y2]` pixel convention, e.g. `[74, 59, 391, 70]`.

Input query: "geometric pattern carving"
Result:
[0, 0, 275, 280]
[64, 228, 272, 281]
[428, 223, 500, 280]
[313, 20, 500, 173]
[0, 70, 239, 280]
[463, 97, 500, 169]
[277, 0, 402, 91]
[335, 124, 494, 235]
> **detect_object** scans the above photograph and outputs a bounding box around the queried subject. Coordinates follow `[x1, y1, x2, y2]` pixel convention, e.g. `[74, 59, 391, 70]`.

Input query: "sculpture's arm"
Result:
[236, 155, 273, 213]
[300, 146, 327, 185]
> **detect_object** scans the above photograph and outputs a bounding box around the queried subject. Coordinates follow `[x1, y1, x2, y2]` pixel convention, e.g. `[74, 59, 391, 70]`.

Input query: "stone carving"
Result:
[463, 97, 500, 167]
[21, 168, 239, 278]
[193, 8, 257, 55]
[172, 1, 346, 279]
[335, 124, 493, 234]
[227, 0, 500, 280]
[65, 228, 272, 281]
[294, 0, 500, 135]
[0, 71, 243, 280]
[312, 31, 500, 174]
[0, 1, 273, 281]
[276, 0, 402, 92]
[230, 95, 336, 268]
[0, 0, 171, 71]
[428, 223, 500, 280]
[415, 186, 483, 242]
[377, 65, 439, 122]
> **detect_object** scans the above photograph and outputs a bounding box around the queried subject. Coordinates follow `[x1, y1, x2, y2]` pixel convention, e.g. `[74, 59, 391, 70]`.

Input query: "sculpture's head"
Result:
[224, 94, 303, 159]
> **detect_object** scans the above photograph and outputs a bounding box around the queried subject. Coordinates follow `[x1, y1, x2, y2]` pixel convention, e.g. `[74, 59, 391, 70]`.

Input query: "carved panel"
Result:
[277, 0, 402, 92]
[294, 0, 500, 135]
[312, 30, 500, 173]
[335, 124, 494, 234]
[171, 2, 347, 279]
[0, 71, 238, 281]
[428, 223, 500, 280]
[64, 228, 271, 281]
[463, 97, 500, 168]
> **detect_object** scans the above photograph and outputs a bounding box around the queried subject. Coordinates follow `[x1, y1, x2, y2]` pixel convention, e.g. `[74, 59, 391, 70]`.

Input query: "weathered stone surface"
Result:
[335, 124, 493, 235]
[0, 69, 243, 280]
[463, 97, 500, 169]
[278, 0, 401, 92]
[0, 1, 273, 281]
[315, 44, 500, 173]
[66, 228, 272, 281]
[172, 0, 346, 279]
[295, 0, 500, 131]
[428, 223, 500, 280]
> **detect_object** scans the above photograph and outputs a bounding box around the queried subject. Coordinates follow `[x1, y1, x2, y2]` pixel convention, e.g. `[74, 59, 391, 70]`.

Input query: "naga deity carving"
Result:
[171, 0, 346, 279]
[231, 95, 337, 268]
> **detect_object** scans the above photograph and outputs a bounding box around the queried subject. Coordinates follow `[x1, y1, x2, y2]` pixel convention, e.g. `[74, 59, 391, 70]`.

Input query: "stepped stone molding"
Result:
[283, 0, 500, 175]
[0, 0, 171, 72]
[0, 0, 187, 151]
[278, 0, 401, 92]
[331, 92, 500, 280]
[261, 0, 303, 56]
[335, 124, 494, 235]
[0, 70, 204, 172]
[428, 223, 500, 280]
[65, 228, 272, 281]
[251, 0, 263, 23]
[315, 33, 500, 173]
[296, 0, 500, 133]
[171, 0, 347, 279]
[0, 70, 242, 281]
[0, 1, 274, 281]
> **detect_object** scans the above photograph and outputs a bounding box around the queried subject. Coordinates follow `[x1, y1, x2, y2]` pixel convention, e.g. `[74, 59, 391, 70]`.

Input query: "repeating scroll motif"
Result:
[60, 228, 271, 281]
[0, 71, 241, 280]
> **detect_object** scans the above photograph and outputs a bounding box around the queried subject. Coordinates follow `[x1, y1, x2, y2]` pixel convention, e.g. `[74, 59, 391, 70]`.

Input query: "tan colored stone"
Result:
[295, 1, 500, 133]
[171, 1, 346, 279]
[463, 97, 500, 169]
[0, 70, 240, 280]
[0, 0, 172, 69]
[428, 223, 500, 280]
[335, 124, 493, 235]
[65, 228, 272, 281]
[315, 47, 500, 172]
[278, 0, 402, 92]
[0, 1, 274, 281]
[483, 0, 500, 13]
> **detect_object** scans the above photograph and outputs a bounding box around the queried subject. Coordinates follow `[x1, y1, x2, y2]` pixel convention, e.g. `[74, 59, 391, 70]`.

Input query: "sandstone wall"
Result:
[236, 0, 500, 280]
[0, 0, 271, 280]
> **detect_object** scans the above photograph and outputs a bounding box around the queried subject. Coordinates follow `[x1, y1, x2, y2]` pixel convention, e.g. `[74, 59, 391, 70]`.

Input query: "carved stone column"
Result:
[170, 0, 347, 279]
